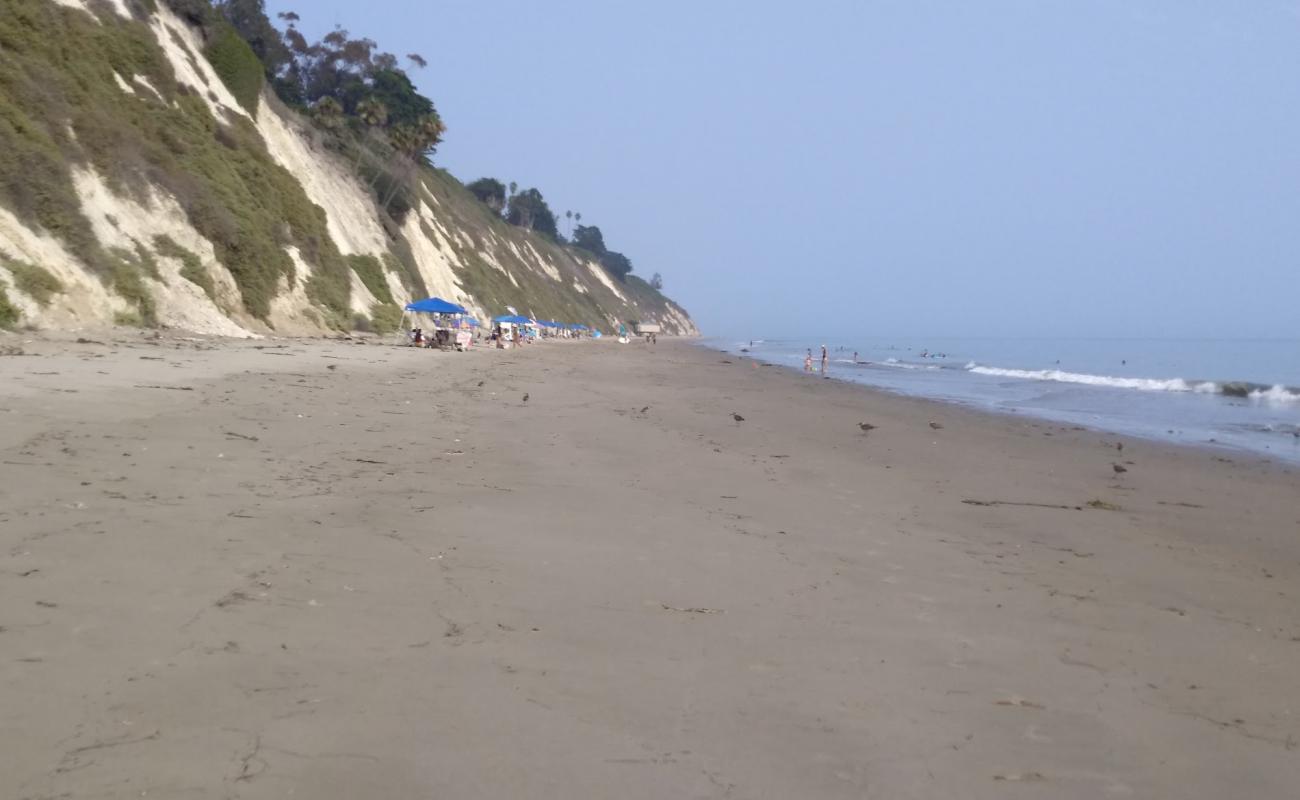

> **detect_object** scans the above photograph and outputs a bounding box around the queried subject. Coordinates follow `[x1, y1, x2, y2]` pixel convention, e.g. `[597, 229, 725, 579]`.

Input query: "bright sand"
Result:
[2, 333, 1298, 798]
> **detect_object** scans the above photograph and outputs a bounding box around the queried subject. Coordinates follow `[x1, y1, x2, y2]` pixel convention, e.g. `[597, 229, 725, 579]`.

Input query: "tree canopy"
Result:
[571, 224, 606, 256]
[200, 0, 444, 160]
[467, 178, 507, 213]
[506, 188, 558, 238]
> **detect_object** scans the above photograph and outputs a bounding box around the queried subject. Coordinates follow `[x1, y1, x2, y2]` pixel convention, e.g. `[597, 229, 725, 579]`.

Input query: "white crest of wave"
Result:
[967, 365, 1217, 394]
[1249, 385, 1300, 403]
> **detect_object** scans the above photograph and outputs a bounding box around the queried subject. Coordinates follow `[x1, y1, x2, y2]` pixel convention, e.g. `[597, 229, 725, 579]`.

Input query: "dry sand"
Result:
[2, 332, 1298, 799]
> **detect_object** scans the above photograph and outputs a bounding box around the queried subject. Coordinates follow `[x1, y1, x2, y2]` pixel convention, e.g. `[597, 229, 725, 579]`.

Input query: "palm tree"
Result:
[311, 96, 343, 132]
[356, 97, 388, 129]
[415, 114, 446, 155]
[352, 97, 388, 171]
[380, 116, 445, 211]
[565, 210, 573, 236]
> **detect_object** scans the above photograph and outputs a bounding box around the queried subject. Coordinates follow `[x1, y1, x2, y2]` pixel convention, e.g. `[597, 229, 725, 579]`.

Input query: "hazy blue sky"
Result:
[268, 0, 1300, 338]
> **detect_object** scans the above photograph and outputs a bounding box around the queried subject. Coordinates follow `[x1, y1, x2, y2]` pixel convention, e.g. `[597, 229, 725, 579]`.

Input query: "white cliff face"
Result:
[0, 204, 124, 328]
[2, 2, 697, 337]
[254, 101, 390, 259]
[71, 168, 252, 337]
[151, 6, 251, 123]
[52, 0, 131, 19]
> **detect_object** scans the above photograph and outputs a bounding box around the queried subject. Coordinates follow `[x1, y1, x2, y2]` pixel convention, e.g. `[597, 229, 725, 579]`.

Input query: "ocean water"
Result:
[707, 337, 1300, 463]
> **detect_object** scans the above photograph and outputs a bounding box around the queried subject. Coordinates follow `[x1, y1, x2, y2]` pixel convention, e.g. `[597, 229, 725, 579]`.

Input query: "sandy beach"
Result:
[2, 332, 1298, 799]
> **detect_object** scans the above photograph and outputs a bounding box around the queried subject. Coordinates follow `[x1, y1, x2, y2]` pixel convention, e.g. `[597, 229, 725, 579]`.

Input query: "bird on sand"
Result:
[858, 422, 876, 433]
[732, 413, 745, 422]
[1116, 441, 1123, 453]
[1112, 463, 1128, 475]
[477, 380, 484, 387]
[522, 393, 530, 403]
[640, 406, 650, 414]
[929, 422, 944, 430]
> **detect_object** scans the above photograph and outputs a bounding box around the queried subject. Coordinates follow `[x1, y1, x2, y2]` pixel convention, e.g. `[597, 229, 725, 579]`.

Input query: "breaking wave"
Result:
[966, 365, 1300, 403]
[876, 358, 940, 371]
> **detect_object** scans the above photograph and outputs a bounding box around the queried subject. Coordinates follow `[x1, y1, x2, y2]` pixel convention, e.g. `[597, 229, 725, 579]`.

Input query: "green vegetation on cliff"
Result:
[204, 23, 263, 112]
[0, 283, 18, 329]
[0, 0, 352, 323]
[0, 0, 692, 334]
[3, 257, 64, 306]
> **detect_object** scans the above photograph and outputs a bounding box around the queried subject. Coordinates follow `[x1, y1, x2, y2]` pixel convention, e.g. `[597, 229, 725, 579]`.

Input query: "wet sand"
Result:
[2, 332, 1298, 798]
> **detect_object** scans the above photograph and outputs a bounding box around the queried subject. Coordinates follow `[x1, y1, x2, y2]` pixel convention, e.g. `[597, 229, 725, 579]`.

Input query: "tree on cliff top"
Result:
[571, 224, 606, 256]
[467, 178, 507, 213]
[506, 188, 558, 238]
[570, 224, 632, 281]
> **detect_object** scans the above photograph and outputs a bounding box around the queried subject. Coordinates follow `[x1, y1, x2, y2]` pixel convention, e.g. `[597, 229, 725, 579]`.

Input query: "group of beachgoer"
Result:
[803, 345, 830, 376]
[409, 326, 471, 350]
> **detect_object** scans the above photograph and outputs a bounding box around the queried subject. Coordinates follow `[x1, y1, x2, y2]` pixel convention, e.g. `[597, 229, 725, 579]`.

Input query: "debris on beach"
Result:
[963, 499, 1079, 511]
[661, 604, 724, 614]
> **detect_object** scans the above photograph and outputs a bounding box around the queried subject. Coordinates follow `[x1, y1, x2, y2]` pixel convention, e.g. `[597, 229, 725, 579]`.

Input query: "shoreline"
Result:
[3, 333, 1298, 798]
[701, 339, 1300, 467]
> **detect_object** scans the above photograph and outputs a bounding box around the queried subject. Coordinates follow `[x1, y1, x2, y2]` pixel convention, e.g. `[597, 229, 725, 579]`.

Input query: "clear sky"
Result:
[267, 0, 1300, 339]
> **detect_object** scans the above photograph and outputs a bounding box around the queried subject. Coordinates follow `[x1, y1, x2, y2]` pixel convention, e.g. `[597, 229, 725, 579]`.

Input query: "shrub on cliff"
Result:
[0, 283, 18, 329]
[205, 23, 264, 112]
[4, 260, 64, 307]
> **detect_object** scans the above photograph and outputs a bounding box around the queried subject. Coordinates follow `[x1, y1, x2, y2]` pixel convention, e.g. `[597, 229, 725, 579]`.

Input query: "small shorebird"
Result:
[929, 422, 943, 430]
[859, 422, 876, 433]
[1112, 463, 1128, 475]
[732, 413, 745, 423]
[522, 393, 529, 403]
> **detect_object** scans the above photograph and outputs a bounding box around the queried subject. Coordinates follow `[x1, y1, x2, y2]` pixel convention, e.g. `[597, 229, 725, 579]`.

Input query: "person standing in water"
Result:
[820, 345, 829, 376]
[804, 349, 813, 373]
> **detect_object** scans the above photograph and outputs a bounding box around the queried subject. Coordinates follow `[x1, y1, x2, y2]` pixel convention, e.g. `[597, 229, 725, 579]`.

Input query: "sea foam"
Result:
[966, 364, 1300, 403]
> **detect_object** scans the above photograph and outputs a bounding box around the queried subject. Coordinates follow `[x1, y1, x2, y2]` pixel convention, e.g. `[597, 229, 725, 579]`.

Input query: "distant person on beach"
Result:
[853, 351, 859, 363]
[804, 350, 813, 373]
[821, 345, 828, 375]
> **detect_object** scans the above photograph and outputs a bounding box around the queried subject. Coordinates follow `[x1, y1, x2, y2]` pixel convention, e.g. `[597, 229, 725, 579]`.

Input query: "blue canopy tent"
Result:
[406, 297, 468, 314]
[401, 297, 473, 347]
